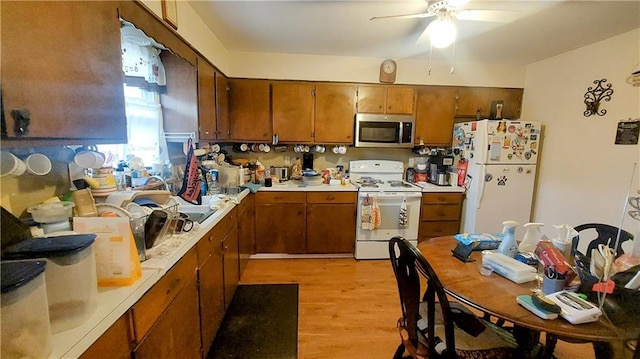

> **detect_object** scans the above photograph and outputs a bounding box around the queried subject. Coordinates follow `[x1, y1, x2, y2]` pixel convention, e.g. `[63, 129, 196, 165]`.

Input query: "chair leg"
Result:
[543, 333, 558, 359]
[392, 343, 406, 359]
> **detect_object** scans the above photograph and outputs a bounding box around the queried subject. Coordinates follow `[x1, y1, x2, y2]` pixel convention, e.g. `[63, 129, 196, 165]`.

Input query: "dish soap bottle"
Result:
[519, 222, 544, 253]
[498, 220, 519, 257]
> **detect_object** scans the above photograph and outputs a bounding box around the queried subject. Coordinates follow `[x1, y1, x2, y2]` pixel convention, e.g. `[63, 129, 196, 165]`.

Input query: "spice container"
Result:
[1, 260, 52, 358]
[3, 234, 98, 333]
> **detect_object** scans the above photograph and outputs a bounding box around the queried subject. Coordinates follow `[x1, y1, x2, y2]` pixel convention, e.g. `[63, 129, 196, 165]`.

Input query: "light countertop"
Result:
[50, 189, 251, 358]
[415, 181, 466, 193]
[257, 180, 357, 192]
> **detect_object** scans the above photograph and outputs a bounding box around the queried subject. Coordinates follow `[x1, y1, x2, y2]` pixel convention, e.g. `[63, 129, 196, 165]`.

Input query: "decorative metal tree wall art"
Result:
[584, 79, 614, 117]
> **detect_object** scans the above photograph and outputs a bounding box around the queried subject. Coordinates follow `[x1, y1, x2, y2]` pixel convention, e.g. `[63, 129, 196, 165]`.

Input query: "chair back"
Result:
[571, 223, 634, 258]
[389, 236, 457, 358]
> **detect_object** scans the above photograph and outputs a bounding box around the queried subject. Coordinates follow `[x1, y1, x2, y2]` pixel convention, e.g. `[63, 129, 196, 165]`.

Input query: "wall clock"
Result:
[379, 59, 397, 83]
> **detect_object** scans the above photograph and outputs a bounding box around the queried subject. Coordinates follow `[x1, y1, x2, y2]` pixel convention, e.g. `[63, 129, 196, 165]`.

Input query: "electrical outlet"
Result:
[284, 156, 291, 166]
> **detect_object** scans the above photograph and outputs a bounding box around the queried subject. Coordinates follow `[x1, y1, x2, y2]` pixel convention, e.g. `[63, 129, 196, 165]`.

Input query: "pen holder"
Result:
[542, 276, 565, 295]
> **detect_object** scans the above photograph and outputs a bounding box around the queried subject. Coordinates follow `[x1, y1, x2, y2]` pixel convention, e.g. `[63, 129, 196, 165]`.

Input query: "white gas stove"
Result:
[349, 160, 422, 259]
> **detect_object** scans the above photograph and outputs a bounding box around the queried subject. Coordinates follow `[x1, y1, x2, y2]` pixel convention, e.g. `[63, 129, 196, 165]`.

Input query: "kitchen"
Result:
[1, 1, 639, 358]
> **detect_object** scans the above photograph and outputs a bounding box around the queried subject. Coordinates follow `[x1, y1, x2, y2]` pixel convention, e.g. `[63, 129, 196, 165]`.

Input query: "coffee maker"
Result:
[429, 154, 454, 186]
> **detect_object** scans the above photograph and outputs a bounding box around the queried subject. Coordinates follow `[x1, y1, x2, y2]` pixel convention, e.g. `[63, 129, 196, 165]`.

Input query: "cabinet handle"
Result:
[274, 196, 283, 200]
[167, 278, 182, 295]
[326, 195, 335, 201]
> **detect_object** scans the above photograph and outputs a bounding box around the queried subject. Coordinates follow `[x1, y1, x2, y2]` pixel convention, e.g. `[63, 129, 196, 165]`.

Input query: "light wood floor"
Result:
[239, 258, 596, 359]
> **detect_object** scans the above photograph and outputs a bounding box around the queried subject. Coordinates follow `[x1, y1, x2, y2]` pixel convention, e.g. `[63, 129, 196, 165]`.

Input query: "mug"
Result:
[25, 153, 52, 176]
[74, 150, 105, 169]
[332, 146, 340, 154]
[170, 213, 194, 233]
[54, 146, 76, 163]
[0, 151, 26, 177]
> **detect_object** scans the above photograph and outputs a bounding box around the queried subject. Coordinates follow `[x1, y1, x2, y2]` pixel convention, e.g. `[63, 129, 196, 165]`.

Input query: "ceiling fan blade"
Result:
[370, 12, 435, 21]
[455, 9, 520, 23]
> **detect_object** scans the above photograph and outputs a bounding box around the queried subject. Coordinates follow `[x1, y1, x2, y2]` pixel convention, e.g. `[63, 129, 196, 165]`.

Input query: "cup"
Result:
[251, 143, 260, 152]
[338, 145, 347, 154]
[0, 151, 26, 177]
[130, 215, 147, 262]
[25, 153, 52, 176]
[332, 146, 340, 154]
[74, 150, 105, 169]
[54, 146, 76, 163]
[261, 144, 271, 153]
[542, 276, 565, 294]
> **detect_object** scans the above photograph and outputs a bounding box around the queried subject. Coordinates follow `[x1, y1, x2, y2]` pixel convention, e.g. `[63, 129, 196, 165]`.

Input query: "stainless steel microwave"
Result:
[354, 113, 415, 148]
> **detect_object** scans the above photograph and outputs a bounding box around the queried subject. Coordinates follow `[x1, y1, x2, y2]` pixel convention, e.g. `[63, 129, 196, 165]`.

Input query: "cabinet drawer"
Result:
[421, 204, 461, 221]
[196, 209, 237, 265]
[306, 192, 356, 204]
[422, 192, 463, 205]
[256, 192, 306, 204]
[132, 248, 197, 342]
[419, 221, 460, 239]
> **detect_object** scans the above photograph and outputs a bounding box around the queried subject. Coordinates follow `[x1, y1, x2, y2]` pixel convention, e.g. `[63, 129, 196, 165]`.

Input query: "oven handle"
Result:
[358, 192, 422, 199]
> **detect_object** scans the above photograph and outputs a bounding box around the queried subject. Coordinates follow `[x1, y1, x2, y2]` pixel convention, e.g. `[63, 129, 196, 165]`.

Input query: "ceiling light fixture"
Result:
[427, 12, 457, 48]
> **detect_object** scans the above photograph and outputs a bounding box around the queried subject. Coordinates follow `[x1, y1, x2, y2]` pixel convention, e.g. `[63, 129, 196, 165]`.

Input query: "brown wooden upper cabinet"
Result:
[160, 53, 198, 136]
[414, 86, 457, 147]
[272, 82, 355, 144]
[455, 87, 523, 119]
[356, 85, 415, 115]
[197, 57, 217, 141]
[228, 79, 272, 142]
[215, 73, 231, 141]
[1, 1, 126, 143]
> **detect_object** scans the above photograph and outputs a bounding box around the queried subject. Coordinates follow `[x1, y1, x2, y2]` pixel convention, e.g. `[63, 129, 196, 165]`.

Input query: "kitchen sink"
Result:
[180, 208, 217, 224]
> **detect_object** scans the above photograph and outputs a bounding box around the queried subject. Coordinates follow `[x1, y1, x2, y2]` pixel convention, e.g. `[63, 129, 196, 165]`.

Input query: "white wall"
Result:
[522, 29, 640, 240]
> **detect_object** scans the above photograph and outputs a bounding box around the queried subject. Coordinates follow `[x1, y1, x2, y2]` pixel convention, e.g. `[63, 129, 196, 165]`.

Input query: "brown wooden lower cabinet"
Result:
[418, 192, 464, 242]
[198, 238, 225, 356]
[306, 192, 356, 254]
[79, 311, 134, 359]
[238, 193, 255, 275]
[133, 274, 201, 359]
[255, 192, 306, 253]
[223, 226, 239, 309]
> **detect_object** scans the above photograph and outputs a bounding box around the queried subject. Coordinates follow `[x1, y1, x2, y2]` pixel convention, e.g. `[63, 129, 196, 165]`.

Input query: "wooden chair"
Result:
[543, 223, 635, 359]
[388, 236, 517, 359]
[571, 223, 634, 259]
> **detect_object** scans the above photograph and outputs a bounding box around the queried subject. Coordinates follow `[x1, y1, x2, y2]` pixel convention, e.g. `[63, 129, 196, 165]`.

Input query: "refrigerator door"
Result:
[462, 164, 537, 234]
[470, 120, 542, 165]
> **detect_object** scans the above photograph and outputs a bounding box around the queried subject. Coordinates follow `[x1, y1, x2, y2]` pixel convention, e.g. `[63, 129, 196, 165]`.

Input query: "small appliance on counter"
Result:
[428, 154, 454, 186]
[270, 166, 290, 182]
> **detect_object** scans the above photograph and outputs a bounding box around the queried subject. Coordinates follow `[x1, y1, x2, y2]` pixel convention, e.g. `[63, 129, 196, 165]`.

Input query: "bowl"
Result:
[28, 201, 75, 223]
[302, 176, 324, 186]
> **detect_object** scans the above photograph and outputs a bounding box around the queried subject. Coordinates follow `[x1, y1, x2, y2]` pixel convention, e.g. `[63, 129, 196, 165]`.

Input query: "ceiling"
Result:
[188, 0, 640, 66]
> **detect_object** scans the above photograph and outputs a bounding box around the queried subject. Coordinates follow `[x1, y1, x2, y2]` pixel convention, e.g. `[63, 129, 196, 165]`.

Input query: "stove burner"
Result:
[360, 183, 379, 188]
[388, 180, 412, 188]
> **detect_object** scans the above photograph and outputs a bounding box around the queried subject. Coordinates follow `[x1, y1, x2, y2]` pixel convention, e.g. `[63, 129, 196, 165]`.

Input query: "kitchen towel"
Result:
[360, 194, 373, 230]
[398, 197, 408, 227]
[177, 138, 202, 205]
[372, 196, 381, 230]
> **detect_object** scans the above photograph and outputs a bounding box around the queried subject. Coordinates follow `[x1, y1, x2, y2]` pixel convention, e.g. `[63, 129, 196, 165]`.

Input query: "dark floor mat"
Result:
[207, 283, 299, 359]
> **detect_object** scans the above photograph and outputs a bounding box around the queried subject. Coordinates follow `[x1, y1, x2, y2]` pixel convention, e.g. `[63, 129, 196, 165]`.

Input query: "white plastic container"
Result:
[1, 260, 52, 359]
[3, 234, 98, 333]
[27, 201, 75, 223]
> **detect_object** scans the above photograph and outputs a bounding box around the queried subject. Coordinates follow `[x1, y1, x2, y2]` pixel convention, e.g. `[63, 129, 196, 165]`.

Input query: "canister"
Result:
[1, 260, 52, 359]
[3, 234, 98, 333]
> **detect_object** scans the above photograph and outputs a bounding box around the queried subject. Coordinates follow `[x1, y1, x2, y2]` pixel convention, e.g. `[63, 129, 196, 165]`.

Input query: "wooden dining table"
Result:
[418, 236, 639, 359]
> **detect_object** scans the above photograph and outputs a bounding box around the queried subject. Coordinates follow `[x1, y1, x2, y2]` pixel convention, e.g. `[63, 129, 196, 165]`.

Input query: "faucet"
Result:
[143, 176, 167, 190]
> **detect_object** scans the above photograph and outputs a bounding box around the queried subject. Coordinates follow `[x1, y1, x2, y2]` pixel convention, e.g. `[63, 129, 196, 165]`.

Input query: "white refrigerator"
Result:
[453, 119, 542, 234]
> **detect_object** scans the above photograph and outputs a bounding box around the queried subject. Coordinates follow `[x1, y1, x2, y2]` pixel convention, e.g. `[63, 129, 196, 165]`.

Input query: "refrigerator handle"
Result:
[476, 165, 487, 209]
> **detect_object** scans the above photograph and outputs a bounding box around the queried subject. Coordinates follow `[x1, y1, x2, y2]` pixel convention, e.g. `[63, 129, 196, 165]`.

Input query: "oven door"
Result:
[356, 191, 421, 242]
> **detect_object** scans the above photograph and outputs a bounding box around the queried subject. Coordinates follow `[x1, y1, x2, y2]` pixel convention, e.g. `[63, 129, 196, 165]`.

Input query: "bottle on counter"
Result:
[498, 220, 520, 258]
[405, 166, 416, 183]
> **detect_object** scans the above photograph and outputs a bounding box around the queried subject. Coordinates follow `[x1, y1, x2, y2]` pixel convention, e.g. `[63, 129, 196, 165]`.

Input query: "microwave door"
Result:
[357, 121, 400, 146]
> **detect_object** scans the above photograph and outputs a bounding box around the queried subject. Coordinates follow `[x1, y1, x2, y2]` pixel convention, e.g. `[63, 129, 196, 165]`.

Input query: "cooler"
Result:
[3, 234, 98, 333]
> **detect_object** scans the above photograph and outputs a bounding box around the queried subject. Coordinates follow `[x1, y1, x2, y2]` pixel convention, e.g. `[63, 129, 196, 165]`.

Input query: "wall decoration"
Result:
[490, 100, 504, 119]
[627, 63, 640, 87]
[583, 78, 613, 117]
[161, 0, 178, 30]
[615, 119, 639, 145]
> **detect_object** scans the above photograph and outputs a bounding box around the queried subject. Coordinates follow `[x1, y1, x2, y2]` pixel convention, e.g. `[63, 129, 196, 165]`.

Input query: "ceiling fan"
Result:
[371, 0, 517, 48]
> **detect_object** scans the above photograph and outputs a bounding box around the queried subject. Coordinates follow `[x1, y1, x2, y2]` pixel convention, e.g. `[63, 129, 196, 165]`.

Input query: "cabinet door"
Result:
[216, 73, 231, 141]
[1, 1, 126, 142]
[197, 57, 217, 141]
[415, 86, 456, 146]
[314, 84, 356, 144]
[223, 226, 240, 309]
[356, 86, 386, 113]
[79, 312, 133, 359]
[229, 79, 272, 141]
[255, 203, 306, 253]
[238, 195, 255, 275]
[455, 87, 523, 119]
[198, 240, 224, 356]
[272, 82, 314, 143]
[161, 52, 198, 135]
[134, 275, 201, 359]
[386, 86, 415, 114]
[306, 204, 356, 253]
